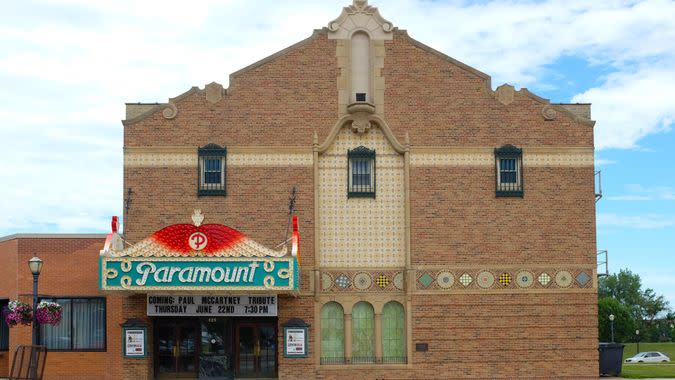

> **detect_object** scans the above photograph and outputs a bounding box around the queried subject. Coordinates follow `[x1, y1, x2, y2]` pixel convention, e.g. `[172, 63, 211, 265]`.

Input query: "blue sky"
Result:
[0, 0, 674, 306]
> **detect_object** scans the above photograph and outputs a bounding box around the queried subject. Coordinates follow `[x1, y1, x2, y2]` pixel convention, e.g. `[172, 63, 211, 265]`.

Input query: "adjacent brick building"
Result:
[1, 1, 598, 378]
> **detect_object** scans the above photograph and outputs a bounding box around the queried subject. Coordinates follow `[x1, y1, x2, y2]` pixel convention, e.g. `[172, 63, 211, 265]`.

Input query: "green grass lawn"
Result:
[619, 342, 675, 378]
[621, 364, 675, 379]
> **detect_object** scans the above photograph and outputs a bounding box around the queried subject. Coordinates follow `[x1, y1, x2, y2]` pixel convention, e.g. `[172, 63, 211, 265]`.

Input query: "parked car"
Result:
[625, 352, 671, 363]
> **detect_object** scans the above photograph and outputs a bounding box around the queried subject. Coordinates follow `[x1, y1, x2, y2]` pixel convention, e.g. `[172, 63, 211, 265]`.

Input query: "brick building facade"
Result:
[1, 1, 598, 379]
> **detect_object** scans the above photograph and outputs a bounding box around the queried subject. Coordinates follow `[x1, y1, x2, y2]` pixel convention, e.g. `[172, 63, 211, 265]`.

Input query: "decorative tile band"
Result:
[414, 268, 595, 292]
[125, 150, 593, 167]
[320, 270, 405, 292]
[124, 153, 313, 167]
[410, 152, 594, 167]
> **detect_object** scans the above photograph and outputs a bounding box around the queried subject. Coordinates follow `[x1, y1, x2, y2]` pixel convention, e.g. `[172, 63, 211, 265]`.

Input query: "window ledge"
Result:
[347, 191, 375, 199]
[496, 190, 523, 198]
[319, 364, 411, 370]
[198, 189, 226, 196]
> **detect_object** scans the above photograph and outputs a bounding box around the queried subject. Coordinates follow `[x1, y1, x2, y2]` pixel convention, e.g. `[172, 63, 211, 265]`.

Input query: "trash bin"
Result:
[599, 342, 625, 376]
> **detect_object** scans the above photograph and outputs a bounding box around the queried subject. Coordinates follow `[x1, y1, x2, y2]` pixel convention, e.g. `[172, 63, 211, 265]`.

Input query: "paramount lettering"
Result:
[135, 262, 261, 286]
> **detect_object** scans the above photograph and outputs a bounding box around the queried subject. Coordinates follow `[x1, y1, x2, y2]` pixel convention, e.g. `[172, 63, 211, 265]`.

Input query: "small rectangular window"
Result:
[0, 299, 8, 351]
[39, 297, 106, 351]
[198, 144, 227, 196]
[495, 145, 523, 197]
[348, 146, 375, 198]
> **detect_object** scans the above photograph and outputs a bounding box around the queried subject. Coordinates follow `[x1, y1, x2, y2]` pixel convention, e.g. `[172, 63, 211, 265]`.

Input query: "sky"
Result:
[0, 0, 674, 307]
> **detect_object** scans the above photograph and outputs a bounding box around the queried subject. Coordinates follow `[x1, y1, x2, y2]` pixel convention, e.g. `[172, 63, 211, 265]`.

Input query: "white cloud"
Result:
[607, 184, 675, 201]
[597, 213, 675, 229]
[1, 0, 675, 235]
[573, 65, 675, 149]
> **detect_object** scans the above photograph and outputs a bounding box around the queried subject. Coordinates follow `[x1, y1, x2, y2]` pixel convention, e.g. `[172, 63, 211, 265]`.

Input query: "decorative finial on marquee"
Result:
[192, 209, 204, 227]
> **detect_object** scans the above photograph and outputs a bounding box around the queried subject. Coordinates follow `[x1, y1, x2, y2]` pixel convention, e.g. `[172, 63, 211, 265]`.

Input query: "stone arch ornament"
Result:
[316, 113, 407, 154]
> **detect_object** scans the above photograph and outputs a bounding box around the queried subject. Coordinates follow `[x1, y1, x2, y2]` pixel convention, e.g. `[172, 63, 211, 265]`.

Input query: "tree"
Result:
[599, 269, 670, 322]
[598, 297, 635, 342]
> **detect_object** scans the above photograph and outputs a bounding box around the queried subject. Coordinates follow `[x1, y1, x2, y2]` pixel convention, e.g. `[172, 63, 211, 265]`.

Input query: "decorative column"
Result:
[374, 313, 383, 363]
[344, 313, 353, 363]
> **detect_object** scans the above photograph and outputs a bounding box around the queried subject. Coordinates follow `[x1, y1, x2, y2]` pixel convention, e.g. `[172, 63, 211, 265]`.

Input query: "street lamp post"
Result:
[28, 257, 43, 346]
[609, 314, 615, 343]
[636, 329, 640, 354]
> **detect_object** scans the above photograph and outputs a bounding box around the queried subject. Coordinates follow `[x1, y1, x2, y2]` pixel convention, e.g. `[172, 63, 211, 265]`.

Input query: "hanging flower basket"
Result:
[35, 301, 63, 326]
[2, 300, 33, 327]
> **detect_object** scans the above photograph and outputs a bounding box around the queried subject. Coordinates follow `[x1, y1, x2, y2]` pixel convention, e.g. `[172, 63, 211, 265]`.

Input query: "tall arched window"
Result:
[321, 302, 344, 364]
[351, 31, 370, 102]
[382, 301, 406, 363]
[351, 301, 375, 363]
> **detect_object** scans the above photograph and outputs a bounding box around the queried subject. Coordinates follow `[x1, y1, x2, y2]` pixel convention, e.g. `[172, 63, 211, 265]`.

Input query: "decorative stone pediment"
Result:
[328, 0, 394, 40]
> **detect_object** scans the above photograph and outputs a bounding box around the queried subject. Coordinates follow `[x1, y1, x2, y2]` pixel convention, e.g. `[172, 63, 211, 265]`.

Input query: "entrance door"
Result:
[236, 323, 277, 378]
[156, 320, 198, 379]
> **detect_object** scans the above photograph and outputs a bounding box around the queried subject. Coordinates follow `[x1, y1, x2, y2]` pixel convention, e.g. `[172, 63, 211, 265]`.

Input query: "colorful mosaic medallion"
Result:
[516, 271, 534, 288]
[376, 274, 390, 289]
[555, 271, 573, 288]
[477, 271, 495, 288]
[335, 274, 351, 289]
[459, 273, 473, 287]
[538, 272, 551, 286]
[437, 272, 454, 288]
[498, 273, 512, 286]
[576, 271, 591, 286]
[354, 272, 373, 290]
[393, 272, 404, 290]
[321, 273, 333, 290]
[418, 273, 434, 288]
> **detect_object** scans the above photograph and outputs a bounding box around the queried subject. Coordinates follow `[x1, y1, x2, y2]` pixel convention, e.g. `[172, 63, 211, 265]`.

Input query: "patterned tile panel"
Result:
[412, 268, 596, 292]
[318, 127, 406, 268]
[320, 270, 405, 292]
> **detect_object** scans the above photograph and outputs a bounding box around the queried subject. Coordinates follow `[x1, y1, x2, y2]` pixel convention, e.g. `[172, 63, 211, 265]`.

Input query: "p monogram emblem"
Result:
[189, 232, 208, 251]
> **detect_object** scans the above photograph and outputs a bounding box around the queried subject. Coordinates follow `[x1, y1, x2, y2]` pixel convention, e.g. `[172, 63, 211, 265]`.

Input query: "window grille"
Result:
[198, 144, 227, 196]
[348, 146, 375, 198]
[495, 144, 523, 197]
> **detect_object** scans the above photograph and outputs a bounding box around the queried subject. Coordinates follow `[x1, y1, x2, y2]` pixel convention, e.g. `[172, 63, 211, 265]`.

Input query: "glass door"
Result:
[200, 319, 234, 379]
[235, 323, 277, 378]
[156, 320, 198, 379]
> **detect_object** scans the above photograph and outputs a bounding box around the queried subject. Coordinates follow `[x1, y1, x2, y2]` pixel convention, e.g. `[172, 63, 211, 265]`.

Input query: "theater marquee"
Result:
[99, 211, 300, 292]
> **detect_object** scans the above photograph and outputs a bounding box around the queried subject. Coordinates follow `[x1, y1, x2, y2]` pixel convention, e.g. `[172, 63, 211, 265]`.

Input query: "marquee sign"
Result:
[99, 211, 300, 292]
[147, 295, 278, 317]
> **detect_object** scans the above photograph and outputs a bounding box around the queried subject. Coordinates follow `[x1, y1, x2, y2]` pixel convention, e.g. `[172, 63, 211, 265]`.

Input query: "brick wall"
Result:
[117, 26, 597, 379]
[0, 237, 122, 380]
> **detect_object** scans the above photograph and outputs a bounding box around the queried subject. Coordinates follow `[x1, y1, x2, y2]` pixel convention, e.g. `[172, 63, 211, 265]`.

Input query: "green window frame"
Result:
[348, 146, 376, 198]
[495, 144, 523, 197]
[382, 301, 405, 363]
[351, 301, 375, 363]
[320, 302, 345, 364]
[198, 143, 227, 196]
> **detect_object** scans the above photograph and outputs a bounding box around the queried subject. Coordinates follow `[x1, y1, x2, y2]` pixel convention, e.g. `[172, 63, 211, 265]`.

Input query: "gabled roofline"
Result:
[0, 234, 107, 243]
[400, 30, 491, 86]
[401, 30, 594, 128]
[229, 29, 324, 83]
